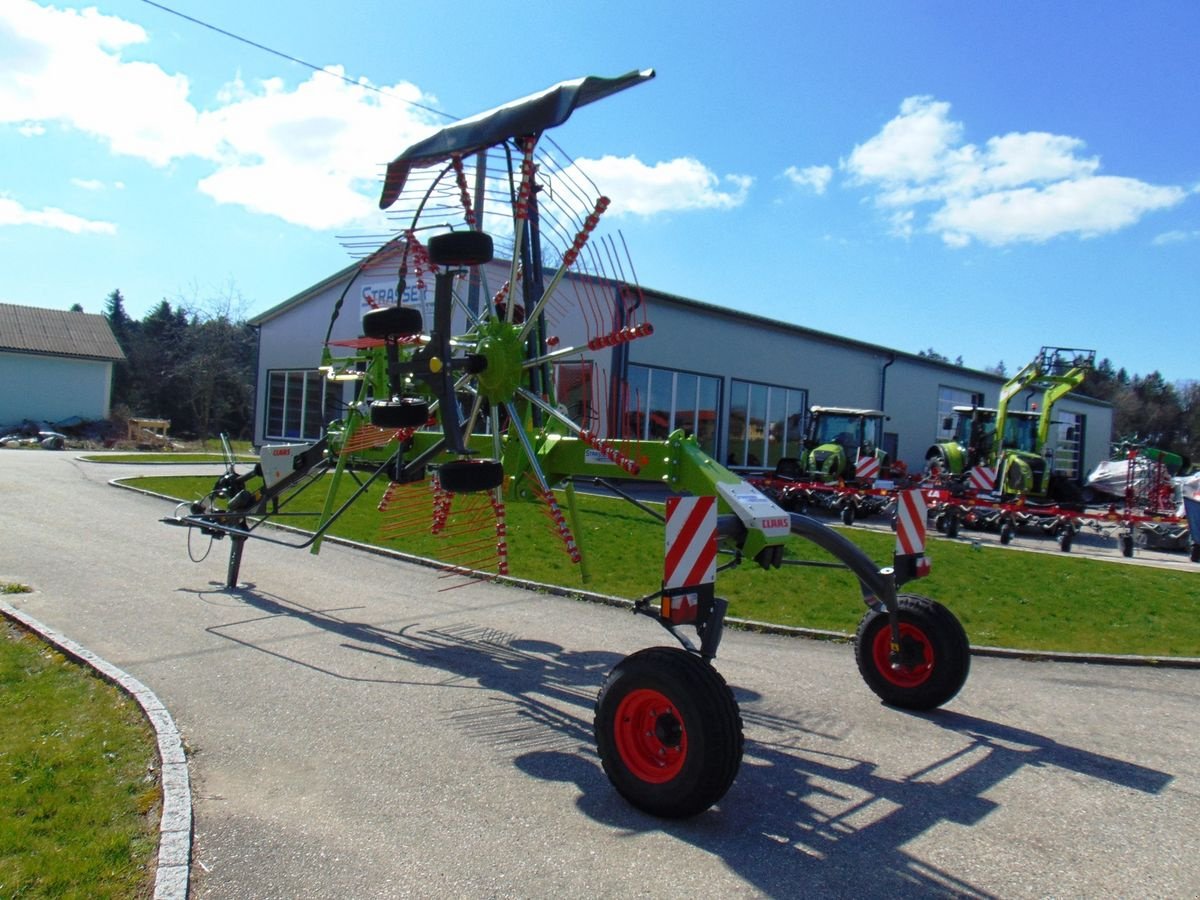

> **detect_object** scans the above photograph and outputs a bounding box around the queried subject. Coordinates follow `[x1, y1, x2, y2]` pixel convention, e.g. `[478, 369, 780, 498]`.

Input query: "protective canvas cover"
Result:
[379, 69, 655, 209]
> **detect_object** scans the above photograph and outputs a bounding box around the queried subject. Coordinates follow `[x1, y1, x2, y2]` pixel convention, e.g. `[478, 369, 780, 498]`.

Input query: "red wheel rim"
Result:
[613, 688, 688, 783]
[871, 622, 934, 688]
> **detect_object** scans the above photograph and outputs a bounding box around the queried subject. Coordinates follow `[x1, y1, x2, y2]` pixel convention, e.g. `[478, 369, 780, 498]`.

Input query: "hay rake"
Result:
[164, 70, 970, 817]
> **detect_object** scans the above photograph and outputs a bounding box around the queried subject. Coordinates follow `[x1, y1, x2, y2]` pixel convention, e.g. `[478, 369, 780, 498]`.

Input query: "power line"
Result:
[138, 0, 454, 121]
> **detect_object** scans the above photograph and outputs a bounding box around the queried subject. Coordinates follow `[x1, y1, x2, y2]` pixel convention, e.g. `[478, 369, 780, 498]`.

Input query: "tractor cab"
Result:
[804, 406, 887, 482]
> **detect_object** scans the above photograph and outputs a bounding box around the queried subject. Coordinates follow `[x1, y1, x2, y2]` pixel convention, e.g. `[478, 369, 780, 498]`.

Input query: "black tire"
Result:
[371, 398, 429, 429]
[841, 504, 856, 526]
[1190, 542, 1200, 564]
[595, 646, 743, 818]
[437, 458, 504, 493]
[945, 515, 960, 539]
[362, 305, 424, 339]
[999, 522, 1014, 545]
[1121, 534, 1134, 558]
[854, 594, 970, 710]
[934, 514, 947, 534]
[427, 230, 494, 267]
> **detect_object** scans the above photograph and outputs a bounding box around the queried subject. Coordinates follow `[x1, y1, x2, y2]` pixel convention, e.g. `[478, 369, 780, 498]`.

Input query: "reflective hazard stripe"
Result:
[970, 465, 996, 492]
[664, 496, 717, 589]
[894, 489, 927, 557]
[856, 456, 881, 482]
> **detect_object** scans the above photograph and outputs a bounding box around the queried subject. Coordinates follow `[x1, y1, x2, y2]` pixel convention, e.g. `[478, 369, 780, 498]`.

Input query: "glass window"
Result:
[554, 361, 594, 428]
[728, 379, 807, 469]
[648, 368, 674, 440]
[625, 364, 722, 457]
[265, 370, 339, 442]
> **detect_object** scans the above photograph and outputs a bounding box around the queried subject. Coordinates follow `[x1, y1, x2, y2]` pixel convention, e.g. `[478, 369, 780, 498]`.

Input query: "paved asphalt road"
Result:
[2, 452, 1199, 898]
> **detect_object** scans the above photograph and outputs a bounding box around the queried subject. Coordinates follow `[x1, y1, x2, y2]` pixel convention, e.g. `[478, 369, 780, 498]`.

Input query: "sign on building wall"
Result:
[359, 282, 431, 323]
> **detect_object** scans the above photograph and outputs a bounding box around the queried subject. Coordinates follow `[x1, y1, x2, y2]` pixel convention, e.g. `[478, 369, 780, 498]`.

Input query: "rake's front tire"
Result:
[595, 647, 743, 818]
[427, 230, 494, 267]
[854, 594, 970, 710]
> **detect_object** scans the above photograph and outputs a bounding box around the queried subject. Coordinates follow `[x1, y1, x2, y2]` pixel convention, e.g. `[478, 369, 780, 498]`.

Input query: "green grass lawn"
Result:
[132, 473, 1200, 657]
[0, 620, 159, 899]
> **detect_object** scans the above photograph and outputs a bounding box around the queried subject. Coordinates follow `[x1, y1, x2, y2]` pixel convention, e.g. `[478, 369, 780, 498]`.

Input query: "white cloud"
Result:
[1153, 229, 1200, 245]
[0, 1, 440, 229]
[1, 0, 749, 231]
[569, 155, 752, 216]
[842, 96, 1186, 246]
[0, 196, 116, 234]
[784, 164, 833, 195]
[70, 178, 106, 191]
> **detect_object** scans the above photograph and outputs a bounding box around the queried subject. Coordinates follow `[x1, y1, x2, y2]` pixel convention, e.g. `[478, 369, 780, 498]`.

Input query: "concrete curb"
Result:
[0, 600, 191, 900]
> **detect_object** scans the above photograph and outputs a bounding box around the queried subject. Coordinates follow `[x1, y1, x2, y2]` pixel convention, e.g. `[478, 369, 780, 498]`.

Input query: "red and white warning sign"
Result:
[663, 496, 717, 624]
[664, 496, 717, 589]
[855, 456, 881, 482]
[894, 489, 928, 558]
[969, 465, 996, 493]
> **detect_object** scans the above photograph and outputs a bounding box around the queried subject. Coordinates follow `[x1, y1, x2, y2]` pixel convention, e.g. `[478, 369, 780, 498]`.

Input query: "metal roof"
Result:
[0, 302, 125, 362]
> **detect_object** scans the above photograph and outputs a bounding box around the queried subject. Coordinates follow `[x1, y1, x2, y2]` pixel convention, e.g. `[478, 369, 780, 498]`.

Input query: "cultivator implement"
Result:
[163, 69, 972, 818]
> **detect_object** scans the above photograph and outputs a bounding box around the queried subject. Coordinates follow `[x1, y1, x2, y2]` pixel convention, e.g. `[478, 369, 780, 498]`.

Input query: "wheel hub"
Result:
[473, 318, 526, 404]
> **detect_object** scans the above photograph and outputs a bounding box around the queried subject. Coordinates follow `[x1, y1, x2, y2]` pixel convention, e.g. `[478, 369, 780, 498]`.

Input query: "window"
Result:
[265, 369, 340, 441]
[936, 386, 983, 440]
[624, 364, 721, 458]
[554, 360, 595, 428]
[727, 379, 807, 469]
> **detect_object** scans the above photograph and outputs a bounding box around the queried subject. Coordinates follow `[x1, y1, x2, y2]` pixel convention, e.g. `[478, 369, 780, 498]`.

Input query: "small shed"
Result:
[0, 302, 126, 426]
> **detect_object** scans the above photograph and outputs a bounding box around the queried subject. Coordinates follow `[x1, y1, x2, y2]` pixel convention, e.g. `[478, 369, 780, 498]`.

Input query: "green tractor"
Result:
[992, 347, 1094, 502]
[924, 405, 998, 479]
[802, 406, 889, 483]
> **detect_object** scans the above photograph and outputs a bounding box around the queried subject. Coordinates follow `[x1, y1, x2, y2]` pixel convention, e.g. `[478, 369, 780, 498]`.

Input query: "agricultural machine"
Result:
[991, 347, 1094, 502]
[164, 70, 971, 817]
[763, 406, 903, 525]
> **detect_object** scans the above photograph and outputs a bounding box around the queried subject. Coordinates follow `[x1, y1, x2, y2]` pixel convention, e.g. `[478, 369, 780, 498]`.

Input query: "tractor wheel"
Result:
[854, 594, 971, 710]
[595, 646, 743, 818]
[362, 305, 424, 339]
[934, 514, 947, 534]
[1121, 534, 1134, 558]
[999, 522, 1014, 545]
[1190, 542, 1200, 563]
[437, 458, 504, 493]
[841, 504, 856, 527]
[945, 515, 960, 539]
[427, 230, 494, 267]
[371, 398, 429, 429]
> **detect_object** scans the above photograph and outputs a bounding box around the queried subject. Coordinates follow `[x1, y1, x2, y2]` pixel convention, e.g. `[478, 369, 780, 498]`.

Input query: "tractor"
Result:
[801, 406, 890, 483]
[992, 347, 1094, 503]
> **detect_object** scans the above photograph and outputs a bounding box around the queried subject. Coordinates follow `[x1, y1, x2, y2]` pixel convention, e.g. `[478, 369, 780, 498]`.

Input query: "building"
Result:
[0, 302, 125, 426]
[249, 256, 1112, 482]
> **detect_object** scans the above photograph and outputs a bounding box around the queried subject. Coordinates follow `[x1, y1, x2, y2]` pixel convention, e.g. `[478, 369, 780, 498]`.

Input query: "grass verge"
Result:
[0, 618, 160, 898]
[130, 473, 1200, 657]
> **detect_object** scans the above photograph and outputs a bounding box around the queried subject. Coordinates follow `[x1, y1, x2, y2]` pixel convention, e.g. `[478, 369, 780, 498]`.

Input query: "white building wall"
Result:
[253, 264, 1113, 479]
[0, 351, 113, 424]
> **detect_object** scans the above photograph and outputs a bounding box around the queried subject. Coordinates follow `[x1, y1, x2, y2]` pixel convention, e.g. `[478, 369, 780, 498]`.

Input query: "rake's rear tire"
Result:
[595, 647, 743, 818]
[363, 305, 424, 339]
[854, 594, 970, 710]
[437, 458, 504, 493]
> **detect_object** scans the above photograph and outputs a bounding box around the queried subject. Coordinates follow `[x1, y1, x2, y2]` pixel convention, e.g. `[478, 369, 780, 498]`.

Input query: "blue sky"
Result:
[3, 0, 1198, 382]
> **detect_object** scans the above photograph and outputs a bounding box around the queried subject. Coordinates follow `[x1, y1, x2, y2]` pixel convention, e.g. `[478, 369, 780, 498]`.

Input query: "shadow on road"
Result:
[196, 581, 1174, 898]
